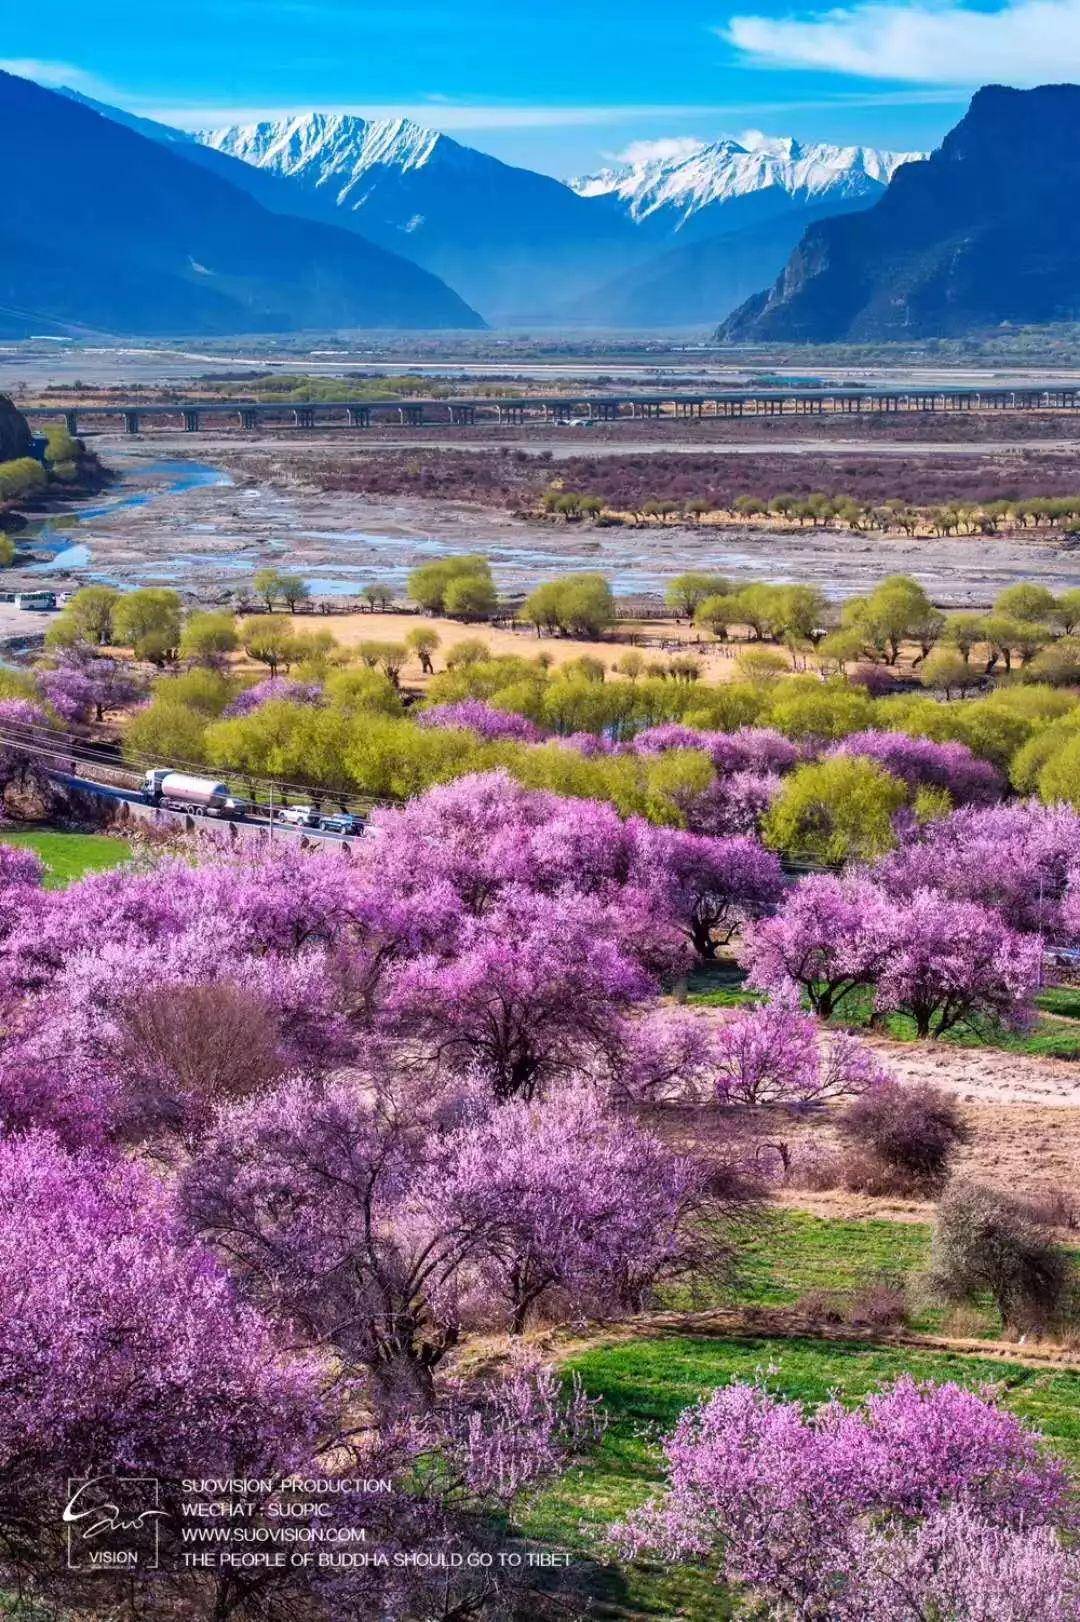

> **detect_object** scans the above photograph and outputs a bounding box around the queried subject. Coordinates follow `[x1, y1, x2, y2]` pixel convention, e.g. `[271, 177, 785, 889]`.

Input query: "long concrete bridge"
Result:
[25, 384, 1080, 436]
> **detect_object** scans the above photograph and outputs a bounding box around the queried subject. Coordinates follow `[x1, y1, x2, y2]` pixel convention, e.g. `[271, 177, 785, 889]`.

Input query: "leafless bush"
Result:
[783, 1139, 845, 1191]
[839, 1081, 970, 1195]
[1019, 1184, 1080, 1232]
[796, 1288, 847, 1326]
[307, 443, 1080, 515]
[118, 981, 285, 1135]
[838, 1146, 927, 1199]
[849, 1275, 910, 1331]
[930, 1180, 1074, 1337]
[796, 1274, 909, 1332]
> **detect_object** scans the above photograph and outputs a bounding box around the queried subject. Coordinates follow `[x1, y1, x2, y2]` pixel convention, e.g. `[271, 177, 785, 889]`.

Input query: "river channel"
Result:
[14, 442, 1080, 609]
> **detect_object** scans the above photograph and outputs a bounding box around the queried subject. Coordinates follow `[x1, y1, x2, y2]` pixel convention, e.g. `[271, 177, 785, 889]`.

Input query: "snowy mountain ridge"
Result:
[570, 132, 925, 232]
[200, 114, 448, 203]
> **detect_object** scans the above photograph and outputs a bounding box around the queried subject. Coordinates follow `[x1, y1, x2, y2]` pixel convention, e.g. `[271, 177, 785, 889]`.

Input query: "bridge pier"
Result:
[347, 406, 371, 428]
[183, 409, 200, 433]
[293, 407, 316, 429]
[449, 403, 475, 425]
[123, 410, 140, 435]
[64, 410, 78, 436]
[400, 404, 424, 427]
[239, 409, 259, 431]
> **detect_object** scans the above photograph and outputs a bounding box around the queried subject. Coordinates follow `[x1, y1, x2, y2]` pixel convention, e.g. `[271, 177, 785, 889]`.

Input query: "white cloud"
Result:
[0, 58, 116, 96]
[155, 102, 730, 134]
[613, 136, 708, 165]
[722, 0, 1080, 84]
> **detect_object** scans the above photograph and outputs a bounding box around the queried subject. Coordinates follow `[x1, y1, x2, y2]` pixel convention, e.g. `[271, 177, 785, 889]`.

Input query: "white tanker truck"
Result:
[142, 770, 248, 819]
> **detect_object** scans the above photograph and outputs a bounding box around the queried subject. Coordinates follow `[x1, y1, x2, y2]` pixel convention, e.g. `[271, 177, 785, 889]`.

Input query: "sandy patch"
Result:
[277, 608, 756, 684]
[863, 1035, 1080, 1108]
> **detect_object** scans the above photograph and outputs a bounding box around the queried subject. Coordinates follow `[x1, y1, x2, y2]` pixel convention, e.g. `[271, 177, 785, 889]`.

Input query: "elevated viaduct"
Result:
[25, 385, 1080, 436]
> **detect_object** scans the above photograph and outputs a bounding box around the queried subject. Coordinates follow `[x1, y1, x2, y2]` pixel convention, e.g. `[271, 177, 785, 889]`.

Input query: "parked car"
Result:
[275, 804, 320, 828]
[318, 812, 366, 836]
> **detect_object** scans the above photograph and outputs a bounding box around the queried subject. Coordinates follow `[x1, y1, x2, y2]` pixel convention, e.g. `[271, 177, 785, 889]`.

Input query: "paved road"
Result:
[56, 771, 363, 848]
[89, 429, 1080, 460]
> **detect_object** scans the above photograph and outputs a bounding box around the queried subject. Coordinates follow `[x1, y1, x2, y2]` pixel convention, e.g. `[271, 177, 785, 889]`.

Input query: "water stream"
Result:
[23, 461, 233, 583]
[19, 456, 769, 598]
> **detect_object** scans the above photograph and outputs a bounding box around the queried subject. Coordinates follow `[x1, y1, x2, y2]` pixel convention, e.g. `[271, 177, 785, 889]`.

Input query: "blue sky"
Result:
[3, 0, 1074, 174]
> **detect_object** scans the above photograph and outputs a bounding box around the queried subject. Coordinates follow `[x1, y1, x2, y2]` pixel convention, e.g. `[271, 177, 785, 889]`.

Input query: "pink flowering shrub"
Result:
[638, 826, 784, 957]
[612, 1377, 1074, 1617]
[384, 887, 655, 1098]
[672, 768, 786, 837]
[873, 890, 1041, 1037]
[556, 729, 614, 756]
[224, 676, 323, 716]
[618, 1000, 885, 1109]
[742, 873, 895, 1018]
[418, 697, 546, 742]
[744, 871, 1040, 1036]
[843, 1501, 1080, 1622]
[183, 1074, 741, 1401]
[0, 1132, 327, 1570]
[711, 1000, 887, 1107]
[0, 697, 54, 733]
[876, 800, 1080, 937]
[834, 731, 1003, 806]
[440, 1082, 740, 1326]
[37, 648, 143, 724]
[630, 724, 800, 777]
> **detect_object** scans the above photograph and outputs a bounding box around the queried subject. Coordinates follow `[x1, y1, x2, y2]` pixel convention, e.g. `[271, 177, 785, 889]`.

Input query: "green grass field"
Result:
[0, 829, 130, 888]
[660, 1208, 1021, 1336]
[684, 960, 763, 1009]
[1037, 985, 1080, 1022]
[845, 990, 1080, 1061]
[686, 967, 1080, 1060]
[524, 1333, 1080, 1619]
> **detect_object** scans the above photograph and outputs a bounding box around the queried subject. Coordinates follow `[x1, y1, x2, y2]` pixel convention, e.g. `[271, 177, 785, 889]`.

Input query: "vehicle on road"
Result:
[318, 811, 366, 836]
[142, 770, 247, 819]
[274, 804, 321, 828]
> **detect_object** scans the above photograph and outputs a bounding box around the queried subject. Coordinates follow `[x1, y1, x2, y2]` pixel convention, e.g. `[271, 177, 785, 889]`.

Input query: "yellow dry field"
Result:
[276, 610, 787, 688]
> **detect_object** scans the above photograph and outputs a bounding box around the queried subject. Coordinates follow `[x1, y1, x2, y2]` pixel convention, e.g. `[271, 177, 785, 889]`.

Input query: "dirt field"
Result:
[278, 608, 760, 683]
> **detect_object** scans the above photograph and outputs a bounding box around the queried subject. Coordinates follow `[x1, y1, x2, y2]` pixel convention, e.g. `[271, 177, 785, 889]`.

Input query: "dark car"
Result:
[318, 812, 366, 837]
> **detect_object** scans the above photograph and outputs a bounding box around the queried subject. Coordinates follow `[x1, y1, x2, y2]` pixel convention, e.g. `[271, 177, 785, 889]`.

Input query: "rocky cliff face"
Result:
[0, 397, 33, 463]
[718, 85, 1080, 342]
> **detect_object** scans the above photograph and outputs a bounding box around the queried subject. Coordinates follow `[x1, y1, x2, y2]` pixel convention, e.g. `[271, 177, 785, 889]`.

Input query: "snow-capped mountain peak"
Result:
[199, 113, 445, 205]
[569, 131, 924, 231]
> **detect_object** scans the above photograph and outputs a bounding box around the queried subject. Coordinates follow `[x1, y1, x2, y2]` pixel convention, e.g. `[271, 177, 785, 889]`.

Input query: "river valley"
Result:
[8, 434, 1080, 622]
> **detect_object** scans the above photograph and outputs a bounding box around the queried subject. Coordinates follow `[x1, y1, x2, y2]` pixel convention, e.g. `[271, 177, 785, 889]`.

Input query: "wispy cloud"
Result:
[151, 90, 966, 134]
[153, 101, 740, 133]
[0, 57, 117, 96]
[612, 136, 707, 166]
[722, 0, 1080, 84]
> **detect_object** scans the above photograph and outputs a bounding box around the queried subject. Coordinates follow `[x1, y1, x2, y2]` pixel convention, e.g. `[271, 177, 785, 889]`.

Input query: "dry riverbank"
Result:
[13, 435, 1080, 608]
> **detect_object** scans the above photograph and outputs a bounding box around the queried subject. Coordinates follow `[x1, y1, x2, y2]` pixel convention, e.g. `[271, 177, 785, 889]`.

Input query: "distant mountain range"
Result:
[11, 68, 1075, 338]
[195, 118, 917, 326]
[197, 114, 640, 325]
[569, 134, 918, 241]
[564, 135, 919, 326]
[718, 84, 1080, 342]
[0, 74, 480, 338]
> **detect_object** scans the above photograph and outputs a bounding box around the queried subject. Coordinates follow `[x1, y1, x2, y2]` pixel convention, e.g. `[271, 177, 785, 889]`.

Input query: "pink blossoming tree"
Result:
[612, 1376, 1074, 1619]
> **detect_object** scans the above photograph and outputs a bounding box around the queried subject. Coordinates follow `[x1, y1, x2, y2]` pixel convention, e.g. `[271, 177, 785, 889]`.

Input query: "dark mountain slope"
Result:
[718, 84, 1080, 343]
[0, 71, 481, 336]
[569, 195, 876, 327]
